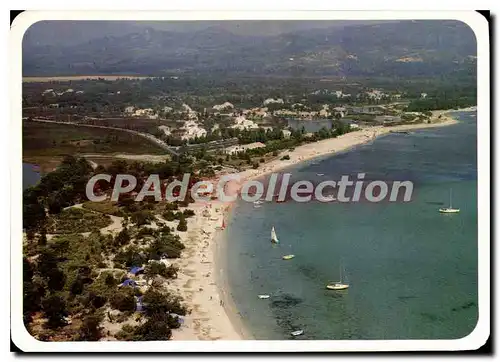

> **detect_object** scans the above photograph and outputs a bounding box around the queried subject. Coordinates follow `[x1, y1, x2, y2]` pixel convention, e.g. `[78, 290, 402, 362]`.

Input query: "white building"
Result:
[182, 104, 198, 120]
[213, 102, 234, 111]
[158, 125, 171, 136]
[231, 116, 259, 130]
[263, 98, 284, 106]
[332, 106, 347, 118]
[421, 93, 428, 99]
[282, 130, 292, 139]
[181, 120, 207, 140]
[319, 104, 330, 118]
[366, 90, 387, 101]
[133, 108, 157, 118]
[224, 142, 266, 155]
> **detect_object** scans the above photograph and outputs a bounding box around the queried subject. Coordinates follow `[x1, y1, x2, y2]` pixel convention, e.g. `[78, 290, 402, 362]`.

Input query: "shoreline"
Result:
[170, 108, 474, 340]
[236, 108, 463, 183]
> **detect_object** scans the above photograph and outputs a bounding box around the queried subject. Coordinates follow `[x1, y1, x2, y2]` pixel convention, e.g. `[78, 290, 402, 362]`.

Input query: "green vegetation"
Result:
[145, 261, 179, 279]
[46, 208, 112, 234]
[113, 289, 188, 341]
[406, 94, 476, 112]
[176, 216, 188, 232]
[110, 289, 136, 312]
[23, 220, 188, 340]
[23, 121, 166, 170]
[23, 155, 94, 233]
[22, 155, 199, 341]
[82, 201, 123, 216]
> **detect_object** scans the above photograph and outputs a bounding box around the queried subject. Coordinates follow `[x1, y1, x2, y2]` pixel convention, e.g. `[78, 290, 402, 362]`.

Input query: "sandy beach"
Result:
[169, 108, 472, 340]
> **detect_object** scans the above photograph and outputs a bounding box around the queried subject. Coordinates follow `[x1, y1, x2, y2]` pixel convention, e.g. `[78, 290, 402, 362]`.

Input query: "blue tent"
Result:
[129, 266, 144, 275]
[120, 279, 137, 287]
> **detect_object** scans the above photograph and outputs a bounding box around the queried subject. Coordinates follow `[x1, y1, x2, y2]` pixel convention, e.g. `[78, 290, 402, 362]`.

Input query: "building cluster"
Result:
[118, 89, 428, 141]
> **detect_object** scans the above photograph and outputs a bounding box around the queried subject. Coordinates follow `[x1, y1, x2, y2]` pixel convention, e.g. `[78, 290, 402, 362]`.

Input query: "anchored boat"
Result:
[326, 264, 349, 290]
[439, 188, 460, 213]
[271, 226, 279, 244]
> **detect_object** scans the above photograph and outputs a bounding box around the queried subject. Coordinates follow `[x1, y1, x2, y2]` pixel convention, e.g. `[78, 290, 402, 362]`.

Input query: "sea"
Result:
[222, 111, 478, 340]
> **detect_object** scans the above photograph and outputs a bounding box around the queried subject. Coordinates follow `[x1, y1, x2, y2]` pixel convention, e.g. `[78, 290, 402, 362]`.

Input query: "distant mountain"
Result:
[22, 20, 477, 78]
[21, 20, 394, 46]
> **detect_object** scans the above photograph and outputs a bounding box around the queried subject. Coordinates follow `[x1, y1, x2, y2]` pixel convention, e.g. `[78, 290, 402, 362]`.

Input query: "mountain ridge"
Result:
[22, 20, 477, 78]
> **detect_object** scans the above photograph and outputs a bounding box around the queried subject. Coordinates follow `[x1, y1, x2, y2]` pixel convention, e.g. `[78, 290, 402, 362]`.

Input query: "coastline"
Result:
[167, 108, 472, 340]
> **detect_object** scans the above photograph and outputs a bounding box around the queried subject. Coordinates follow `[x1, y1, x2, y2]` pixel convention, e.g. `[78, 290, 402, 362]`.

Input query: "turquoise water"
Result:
[224, 112, 478, 340]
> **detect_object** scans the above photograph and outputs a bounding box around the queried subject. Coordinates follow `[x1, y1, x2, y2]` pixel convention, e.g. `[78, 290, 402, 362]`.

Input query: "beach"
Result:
[169, 109, 468, 340]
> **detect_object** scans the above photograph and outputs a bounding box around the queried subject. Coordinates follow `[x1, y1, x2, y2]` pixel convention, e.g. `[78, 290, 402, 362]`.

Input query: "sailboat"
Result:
[326, 264, 349, 290]
[439, 189, 460, 213]
[271, 226, 279, 244]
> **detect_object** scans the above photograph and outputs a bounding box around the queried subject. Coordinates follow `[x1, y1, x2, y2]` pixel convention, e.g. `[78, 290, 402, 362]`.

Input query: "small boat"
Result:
[282, 254, 295, 260]
[439, 188, 460, 213]
[258, 294, 270, 299]
[254, 200, 264, 205]
[271, 226, 279, 244]
[254, 204, 262, 209]
[317, 173, 325, 176]
[291, 330, 304, 336]
[326, 264, 349, 290]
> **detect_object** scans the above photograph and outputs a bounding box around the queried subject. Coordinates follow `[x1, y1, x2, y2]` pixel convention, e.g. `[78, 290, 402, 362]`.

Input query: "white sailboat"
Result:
[439, 189, 460, 213]
[271, 226, 279, 244]
[326, 264, 349, 290]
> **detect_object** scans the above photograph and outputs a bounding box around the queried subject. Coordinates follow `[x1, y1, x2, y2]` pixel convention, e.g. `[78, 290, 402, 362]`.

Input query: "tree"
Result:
[131, 210, 154, 227]
[78, 311, 104, 341]
[146, 234, 185, 260]
[142, 289, 187, 317]
[110, 289, 136, 312]
[38, 227, 47, 246]
[177, 216, 188, 232]
[42, 295, 68, 328]
[114, 228, 130, 246]
[182, 209, 195, 218]
[23, 198, 46, 232]
[131, 314, 173, 341]
[37, 249, 66, 291]
[145, 261, 179, 279]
